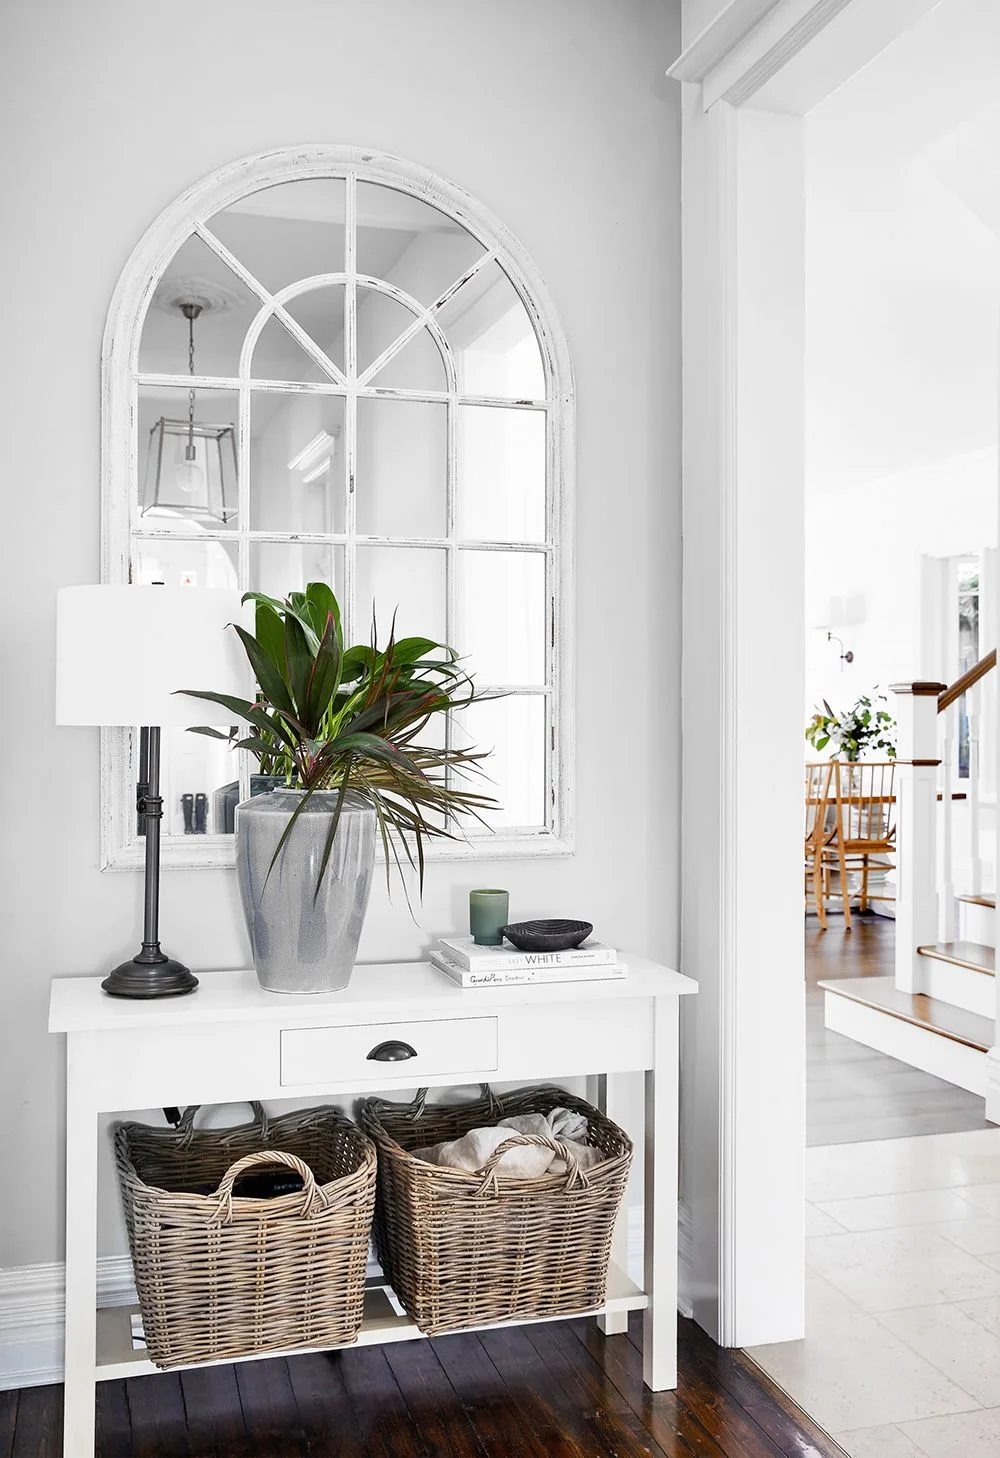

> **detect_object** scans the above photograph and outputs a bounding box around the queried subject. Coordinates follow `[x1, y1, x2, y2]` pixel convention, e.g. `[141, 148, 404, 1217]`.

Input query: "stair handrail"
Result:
[938, 648, 996, 713]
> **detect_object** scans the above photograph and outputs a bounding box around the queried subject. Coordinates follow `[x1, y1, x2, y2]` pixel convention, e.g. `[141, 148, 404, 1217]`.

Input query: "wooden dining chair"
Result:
[804, 761, 835, 929]
[822, 760, 896, 930]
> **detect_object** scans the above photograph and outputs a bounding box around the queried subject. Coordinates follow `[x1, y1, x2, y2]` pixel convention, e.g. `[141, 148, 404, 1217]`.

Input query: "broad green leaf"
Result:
[254, 603, 287, 681]
[186, 725, 236, 741]
[233, 624, 295, 715]
[175, 690, 297, 749]
[305, 611, 342, 726]
[305, 582, 341, 643]
[283, 613, 314, 724]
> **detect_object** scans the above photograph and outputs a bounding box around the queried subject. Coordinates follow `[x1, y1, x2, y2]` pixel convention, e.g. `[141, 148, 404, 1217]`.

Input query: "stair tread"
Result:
[958, 894, 996, 909]
[917, 941, 995, 976]
[819, 975, 992, 1052]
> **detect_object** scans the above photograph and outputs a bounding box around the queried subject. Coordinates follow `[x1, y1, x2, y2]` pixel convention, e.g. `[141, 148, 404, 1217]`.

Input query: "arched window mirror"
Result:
[101, 147, 574, 869]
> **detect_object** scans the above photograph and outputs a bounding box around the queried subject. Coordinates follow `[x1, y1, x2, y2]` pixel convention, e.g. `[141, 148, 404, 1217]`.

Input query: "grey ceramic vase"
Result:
[235, 787, 376, 994]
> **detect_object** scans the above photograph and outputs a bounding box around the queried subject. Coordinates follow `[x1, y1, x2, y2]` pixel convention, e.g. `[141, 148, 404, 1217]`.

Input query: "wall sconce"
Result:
[827, 631, 854, 667]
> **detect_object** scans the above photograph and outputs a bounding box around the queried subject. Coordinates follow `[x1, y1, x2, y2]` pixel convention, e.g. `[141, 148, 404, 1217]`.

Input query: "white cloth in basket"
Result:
[411, 1107, 601, 1178]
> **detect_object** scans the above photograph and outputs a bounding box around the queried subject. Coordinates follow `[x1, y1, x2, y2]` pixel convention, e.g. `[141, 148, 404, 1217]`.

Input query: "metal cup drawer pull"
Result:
[279, 1018, 497, 1086]
[367, 1039, 418, 1062]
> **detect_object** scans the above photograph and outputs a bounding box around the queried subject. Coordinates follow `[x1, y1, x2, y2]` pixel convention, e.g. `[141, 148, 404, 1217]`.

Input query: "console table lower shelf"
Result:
[49, 955, 696, 1458]
[95, 1263, 648, 1380]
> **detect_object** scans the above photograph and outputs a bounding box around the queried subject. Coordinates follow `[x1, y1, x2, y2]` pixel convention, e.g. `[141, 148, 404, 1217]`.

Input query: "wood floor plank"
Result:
[180, 1363, 250, 1457]
[125, 1371, 192, 1458]
[475, 1325, 589, 1457]
[337, 1344, 429, 1458]
[95, 1378, 133, 1457]
[10, 1384, 62, 1458]
[285, 1350, 371, 1458]
[383, 1337, 489, 1458]
[571, 1318, 774, 1458]
[521, 1317, 677, 1457]
[234, 1358, 307, 1458]
[430, 1331, 558, 1458]
[0, 1389, 19, 1454]
[675, 1319, 847, 1458]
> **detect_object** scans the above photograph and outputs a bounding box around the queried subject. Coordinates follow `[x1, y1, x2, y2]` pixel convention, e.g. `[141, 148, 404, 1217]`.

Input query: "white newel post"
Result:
[892, 682, 945, 994]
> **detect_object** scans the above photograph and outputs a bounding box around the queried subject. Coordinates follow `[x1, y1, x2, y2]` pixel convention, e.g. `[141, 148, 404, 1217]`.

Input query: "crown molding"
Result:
[668, 0, 853, 110]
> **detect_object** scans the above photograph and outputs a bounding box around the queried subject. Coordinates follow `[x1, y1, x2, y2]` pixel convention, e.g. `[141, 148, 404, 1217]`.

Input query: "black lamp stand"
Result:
[102, 725, 199, 998]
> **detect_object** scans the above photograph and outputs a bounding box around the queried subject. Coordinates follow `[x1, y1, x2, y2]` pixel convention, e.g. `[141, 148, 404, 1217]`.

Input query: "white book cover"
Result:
[430, 949, 627, 987]
[437, 934, 617, 971]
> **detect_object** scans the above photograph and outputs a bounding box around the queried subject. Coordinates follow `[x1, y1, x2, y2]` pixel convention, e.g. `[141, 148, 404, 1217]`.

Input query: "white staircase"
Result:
[958, 892, 996, 949]
[822, 665, 999, 1109]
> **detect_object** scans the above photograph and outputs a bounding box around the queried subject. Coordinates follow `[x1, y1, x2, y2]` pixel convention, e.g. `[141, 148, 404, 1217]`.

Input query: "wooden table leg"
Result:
[643, 997, 679, 1390]
[597, 1071, 630, 1336]
[63, 1044, 98, 1458]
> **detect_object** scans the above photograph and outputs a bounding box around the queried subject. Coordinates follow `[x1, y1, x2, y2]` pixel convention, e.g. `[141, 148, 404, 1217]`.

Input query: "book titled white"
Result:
[437, 934, 618, 972]
[430, 949, 627, 988]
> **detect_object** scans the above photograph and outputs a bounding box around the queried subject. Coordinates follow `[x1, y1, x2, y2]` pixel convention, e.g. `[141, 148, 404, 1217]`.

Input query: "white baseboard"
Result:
[0, 1208, 682, 1391]
[0, 1256, 135, 1391]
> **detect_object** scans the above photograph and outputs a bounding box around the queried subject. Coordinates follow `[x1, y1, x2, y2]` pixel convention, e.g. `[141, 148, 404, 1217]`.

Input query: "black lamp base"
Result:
[102, 955, 199, 999]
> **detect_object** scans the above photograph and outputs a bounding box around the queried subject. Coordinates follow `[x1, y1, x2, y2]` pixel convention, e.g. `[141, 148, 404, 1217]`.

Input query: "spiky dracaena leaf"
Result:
[181, 584, 498, 900]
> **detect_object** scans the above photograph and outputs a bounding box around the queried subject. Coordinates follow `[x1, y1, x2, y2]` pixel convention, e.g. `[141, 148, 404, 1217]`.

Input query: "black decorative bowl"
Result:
[501, 918, 593, 952]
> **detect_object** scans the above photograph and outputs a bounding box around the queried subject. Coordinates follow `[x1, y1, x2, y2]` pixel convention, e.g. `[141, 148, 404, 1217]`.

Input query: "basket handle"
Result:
[210, 1150, 321, 1223]
[406, 1083, 502, 1123]
[177, 1101, 269, 1144]
[474, 1133, 591, 1197]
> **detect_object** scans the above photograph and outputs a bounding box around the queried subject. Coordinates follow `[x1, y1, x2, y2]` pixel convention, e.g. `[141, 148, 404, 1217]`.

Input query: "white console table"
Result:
[49, 955, 696, 1458]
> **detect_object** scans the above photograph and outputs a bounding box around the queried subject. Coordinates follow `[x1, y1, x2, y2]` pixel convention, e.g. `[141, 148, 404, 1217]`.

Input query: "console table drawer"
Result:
[280, 1017, 498, 1086]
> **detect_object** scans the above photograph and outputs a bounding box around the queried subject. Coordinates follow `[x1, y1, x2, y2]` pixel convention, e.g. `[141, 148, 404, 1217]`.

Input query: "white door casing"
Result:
[671, 0, 948, 1347]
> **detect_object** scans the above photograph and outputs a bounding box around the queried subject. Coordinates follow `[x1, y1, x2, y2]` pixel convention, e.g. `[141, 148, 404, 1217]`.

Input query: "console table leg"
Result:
[63, 1050, 98, 1458]
[597, 1071, 630, 1336]
[643, 997, 679, 1390]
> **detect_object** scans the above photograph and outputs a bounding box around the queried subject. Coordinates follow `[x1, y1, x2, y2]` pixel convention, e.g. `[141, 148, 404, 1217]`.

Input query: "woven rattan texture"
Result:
[114, 1102, 376, 1368]
[361, 1084, 632, 1336]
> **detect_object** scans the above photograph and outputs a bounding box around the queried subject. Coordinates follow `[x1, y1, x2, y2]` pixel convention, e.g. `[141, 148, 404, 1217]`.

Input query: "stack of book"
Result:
[430, 935, 626, 988]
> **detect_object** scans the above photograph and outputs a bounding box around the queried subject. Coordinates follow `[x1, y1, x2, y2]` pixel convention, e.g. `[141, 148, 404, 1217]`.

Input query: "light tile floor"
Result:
[747, 1128, 1000, 1458]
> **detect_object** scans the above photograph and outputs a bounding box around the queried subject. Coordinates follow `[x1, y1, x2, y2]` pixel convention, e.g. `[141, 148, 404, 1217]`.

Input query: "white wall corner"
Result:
[0, 1257, 135, 1391]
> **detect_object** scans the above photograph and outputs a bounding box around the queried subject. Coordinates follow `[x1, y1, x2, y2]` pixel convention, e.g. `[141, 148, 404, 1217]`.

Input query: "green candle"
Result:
[469, 888, 509, 946]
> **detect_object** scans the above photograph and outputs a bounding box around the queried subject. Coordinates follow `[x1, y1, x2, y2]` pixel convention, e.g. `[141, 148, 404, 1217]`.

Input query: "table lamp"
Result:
[56, 585, 254, 998]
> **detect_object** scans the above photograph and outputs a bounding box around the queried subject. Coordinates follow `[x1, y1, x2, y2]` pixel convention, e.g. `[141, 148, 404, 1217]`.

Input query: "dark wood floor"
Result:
[805, 912, 989, 1145]
[0, 1313, 846, 1458]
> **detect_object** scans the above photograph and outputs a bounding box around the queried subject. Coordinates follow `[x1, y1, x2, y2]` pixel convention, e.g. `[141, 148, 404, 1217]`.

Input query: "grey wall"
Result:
[0, 0, 681, 1269]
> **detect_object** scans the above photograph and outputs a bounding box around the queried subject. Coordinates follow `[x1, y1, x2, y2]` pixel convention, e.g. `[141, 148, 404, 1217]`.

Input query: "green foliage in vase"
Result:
[179, 582, 495, 895]
[805, 691, 897, 763]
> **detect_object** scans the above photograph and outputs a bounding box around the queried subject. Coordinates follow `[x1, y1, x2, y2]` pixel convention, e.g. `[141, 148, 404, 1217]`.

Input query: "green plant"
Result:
[805, 691, 896, 762]
[179, 582, 495, 895]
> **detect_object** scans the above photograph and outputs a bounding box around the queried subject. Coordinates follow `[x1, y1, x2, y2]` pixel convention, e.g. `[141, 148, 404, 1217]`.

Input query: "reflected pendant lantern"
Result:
[143, 300, 237, 524]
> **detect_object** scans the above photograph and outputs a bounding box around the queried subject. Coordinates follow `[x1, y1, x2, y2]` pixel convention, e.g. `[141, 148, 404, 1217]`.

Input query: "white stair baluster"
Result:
[969, 682, 982, 900]
[892, 683, 944, 995]
[941, 709, 955, 942]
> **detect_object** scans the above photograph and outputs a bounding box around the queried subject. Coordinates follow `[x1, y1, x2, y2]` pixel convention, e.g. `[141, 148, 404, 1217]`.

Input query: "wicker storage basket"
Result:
[114, 1102, 376, 1367]
[361, 1083, 632, 1335]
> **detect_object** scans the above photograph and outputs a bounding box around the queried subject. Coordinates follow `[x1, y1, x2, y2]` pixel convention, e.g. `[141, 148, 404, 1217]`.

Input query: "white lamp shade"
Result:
[56, 586, 256, 727]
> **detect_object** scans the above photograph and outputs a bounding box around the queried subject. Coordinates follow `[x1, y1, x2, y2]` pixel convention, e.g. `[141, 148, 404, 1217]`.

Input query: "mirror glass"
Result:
[435, 260, 545, 399]
[208, 179, 347, 292]
[356, 183, 486, 305]
[127, 170, 556, 853]
[355, 398, 447, 538]
[250, 392, 346, 533]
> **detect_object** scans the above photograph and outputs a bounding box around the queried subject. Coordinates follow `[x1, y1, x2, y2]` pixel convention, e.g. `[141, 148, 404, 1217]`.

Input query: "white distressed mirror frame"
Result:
[100, 145, 575, 871]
